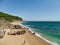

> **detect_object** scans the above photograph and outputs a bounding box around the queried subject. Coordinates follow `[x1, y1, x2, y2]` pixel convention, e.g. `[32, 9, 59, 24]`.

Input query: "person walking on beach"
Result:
[21, 40, 26, 45]
[24, 40, 25, 43]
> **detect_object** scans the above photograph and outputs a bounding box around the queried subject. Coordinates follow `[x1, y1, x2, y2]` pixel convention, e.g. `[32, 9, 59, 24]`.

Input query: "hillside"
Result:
[0, 12, 23, 22]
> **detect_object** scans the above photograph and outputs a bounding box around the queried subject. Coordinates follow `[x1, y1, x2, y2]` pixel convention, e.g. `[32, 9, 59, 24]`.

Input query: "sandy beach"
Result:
[0, 24, 53, 45]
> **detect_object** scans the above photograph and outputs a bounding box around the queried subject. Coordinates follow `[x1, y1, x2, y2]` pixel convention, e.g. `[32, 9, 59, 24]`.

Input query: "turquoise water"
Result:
[22, 21, 60, 45]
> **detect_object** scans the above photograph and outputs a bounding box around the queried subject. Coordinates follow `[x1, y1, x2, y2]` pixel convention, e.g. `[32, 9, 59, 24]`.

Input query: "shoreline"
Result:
[0, 22, 56, 45]
[20, 23, 55, 45]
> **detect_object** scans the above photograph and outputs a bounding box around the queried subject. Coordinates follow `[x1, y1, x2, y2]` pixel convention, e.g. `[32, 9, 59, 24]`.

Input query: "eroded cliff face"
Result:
[0, 12, 24, 39]
[0, 12, 23, 29]
[0, 20, 10, 30]
[10, 20, 21, 25]
[0, 20, 23, 30]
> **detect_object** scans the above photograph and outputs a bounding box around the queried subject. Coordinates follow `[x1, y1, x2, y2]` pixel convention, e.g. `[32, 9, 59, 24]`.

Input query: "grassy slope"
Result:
[0, 12, 23, 22]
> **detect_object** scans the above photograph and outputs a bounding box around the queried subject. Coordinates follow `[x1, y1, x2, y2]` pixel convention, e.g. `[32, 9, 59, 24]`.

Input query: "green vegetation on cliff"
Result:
[0, 12, 23, 22]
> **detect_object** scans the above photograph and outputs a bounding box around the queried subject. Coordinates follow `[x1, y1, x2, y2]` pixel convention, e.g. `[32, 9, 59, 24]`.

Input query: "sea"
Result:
[22, 21, 60, 45]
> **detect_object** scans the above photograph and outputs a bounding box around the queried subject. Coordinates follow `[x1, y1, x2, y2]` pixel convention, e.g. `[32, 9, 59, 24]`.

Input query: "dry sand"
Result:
[0, 27, 52, 45]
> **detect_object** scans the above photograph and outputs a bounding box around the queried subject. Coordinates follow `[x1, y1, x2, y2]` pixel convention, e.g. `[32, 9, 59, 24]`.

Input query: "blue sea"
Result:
[22, 21, 60, 45]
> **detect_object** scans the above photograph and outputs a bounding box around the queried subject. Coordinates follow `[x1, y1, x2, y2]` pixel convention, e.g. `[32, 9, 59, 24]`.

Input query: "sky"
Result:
[0, 0, 60, 21]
